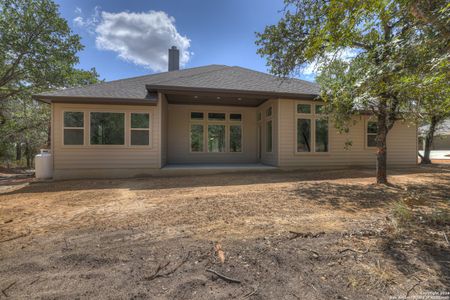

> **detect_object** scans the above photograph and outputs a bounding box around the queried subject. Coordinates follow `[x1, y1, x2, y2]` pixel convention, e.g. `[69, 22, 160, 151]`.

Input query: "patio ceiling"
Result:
[163, 91, 269, 107]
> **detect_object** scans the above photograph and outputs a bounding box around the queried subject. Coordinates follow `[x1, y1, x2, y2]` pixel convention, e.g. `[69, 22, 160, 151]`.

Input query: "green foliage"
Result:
[256, 0, 449, 183]
[0, 0, 101, 167]
[0, 0, 85, 99]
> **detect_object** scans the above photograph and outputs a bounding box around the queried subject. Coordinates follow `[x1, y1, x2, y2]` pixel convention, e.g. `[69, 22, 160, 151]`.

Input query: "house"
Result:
[34, 47, 418, 179]
[419, 119, 450, 151]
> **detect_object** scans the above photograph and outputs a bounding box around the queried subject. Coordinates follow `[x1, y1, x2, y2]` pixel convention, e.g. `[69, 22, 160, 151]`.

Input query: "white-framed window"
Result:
[295, 102, 329, 153]
[63, 111, 84, 145]
[266, 106, 273, 152]
[366, 120, 378, 148]
[130, 112, 150, 146]
[90, 112, 125, 145]
[189, 111, 243, 153]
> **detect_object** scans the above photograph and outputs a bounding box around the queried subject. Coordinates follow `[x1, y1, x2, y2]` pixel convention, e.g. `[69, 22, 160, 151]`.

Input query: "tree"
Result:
[256, 0, 447, 184]
[0, 0, 83, 102]
[0, 0, 101, 167]
[399, 0, 450, 163]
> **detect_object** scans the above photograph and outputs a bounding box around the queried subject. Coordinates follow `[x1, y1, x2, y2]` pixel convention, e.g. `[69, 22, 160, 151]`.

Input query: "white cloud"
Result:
[95, 11, 190, 72]
[73, 6, 101, 34]
[73, 8, 191, 72]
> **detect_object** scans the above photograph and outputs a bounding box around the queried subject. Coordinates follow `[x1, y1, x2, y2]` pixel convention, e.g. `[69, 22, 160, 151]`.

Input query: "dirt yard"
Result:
[0, 167, 449, 299]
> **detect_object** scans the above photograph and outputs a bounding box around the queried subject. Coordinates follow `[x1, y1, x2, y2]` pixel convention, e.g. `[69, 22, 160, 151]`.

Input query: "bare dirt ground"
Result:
[0, 166, 449, 299]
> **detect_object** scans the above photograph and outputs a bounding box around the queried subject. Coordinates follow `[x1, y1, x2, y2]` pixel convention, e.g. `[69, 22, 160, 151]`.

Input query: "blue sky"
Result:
[55, 0, 316, 82]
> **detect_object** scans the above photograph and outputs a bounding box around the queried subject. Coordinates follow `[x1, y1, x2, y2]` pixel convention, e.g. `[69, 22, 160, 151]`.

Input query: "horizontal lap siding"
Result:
[167, 104, 258, 164]
[278, 99, 417, 167]
[52, 103, 160, 170]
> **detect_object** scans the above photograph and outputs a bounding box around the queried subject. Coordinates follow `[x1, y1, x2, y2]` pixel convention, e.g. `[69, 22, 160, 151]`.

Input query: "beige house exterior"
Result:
[36, 64, 418, 180]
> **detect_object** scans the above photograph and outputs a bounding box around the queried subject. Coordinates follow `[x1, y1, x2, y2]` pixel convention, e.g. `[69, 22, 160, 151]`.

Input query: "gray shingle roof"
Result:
[35, 65, 320, 101]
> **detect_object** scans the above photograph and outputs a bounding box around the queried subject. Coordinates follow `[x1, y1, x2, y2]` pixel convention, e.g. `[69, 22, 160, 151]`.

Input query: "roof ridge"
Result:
[146, 65, 231, 86]
[39, 65, 228, 95]
[230, 66, 318, 86]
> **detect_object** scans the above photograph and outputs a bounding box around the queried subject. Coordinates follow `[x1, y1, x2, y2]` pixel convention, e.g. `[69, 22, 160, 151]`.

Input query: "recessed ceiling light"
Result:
[217, 96, 221, 100]
[194, 95, 198, 99]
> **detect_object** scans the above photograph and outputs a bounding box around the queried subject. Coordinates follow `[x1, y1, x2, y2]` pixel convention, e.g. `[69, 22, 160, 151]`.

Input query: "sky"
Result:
[54, 0, 317, 82]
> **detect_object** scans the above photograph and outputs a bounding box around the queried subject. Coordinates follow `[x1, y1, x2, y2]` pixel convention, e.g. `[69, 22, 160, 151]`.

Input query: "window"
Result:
[367, 121, 378, 147]
[230, 125, 242, 152]
[63, 112, 84, 145]
[230, 113, 242, 121]
[191, 124, 204, 152]
[297, 119, 311, 152]
[191, 112, 204, 120]
[315, 104, 324, 114]
[208, 125, 225, 152]
[208, 112, 226, 121]
[295, 102, 328, 153]
[315, 119, 328, 152]
[130, 113, 150, 146]
[266, 107, 272, 117]
[297, 104, 311, 114]
[257, 112, 261, 121]
[90, 112, 125, 145]
[266, 120, 273, 152]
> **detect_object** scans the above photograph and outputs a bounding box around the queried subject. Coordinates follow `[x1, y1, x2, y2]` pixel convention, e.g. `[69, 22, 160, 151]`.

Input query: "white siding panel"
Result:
[278, 99, 417, 168]
[53, 103, 160, 173]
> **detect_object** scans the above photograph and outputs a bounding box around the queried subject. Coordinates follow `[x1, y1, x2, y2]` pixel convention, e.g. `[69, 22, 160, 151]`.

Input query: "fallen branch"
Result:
[443, 232, 449, 246]
[206, 269, 241, 283]
[242, 286, 258, 298]
[146, 261, 170, 280]
[299, 248, 320, 258]
[0, 231, 30, 243]
[406, 279, 422, 298]
[145, 252, 190, 281]
[339, 248, 369, 254]
[2, 281, 16, 297]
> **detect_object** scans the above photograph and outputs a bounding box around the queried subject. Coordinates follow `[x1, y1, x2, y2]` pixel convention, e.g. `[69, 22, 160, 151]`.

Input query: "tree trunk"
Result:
[25, 142, 31, 169]
[421, 116, 438, 164]
[376, 111, 389, 184]
[16, 142, 22, 161]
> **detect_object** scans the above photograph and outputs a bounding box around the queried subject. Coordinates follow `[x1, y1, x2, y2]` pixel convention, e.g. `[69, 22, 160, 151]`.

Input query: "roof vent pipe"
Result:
[168, 46, 180, 71]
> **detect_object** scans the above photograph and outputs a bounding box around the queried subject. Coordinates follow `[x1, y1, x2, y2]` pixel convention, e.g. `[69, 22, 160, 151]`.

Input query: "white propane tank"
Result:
[35, 149, 53, 179]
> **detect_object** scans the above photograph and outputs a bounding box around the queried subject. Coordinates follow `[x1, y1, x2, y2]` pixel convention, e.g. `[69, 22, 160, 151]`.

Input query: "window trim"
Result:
[189, 111, 244, 154]
[61, 109, 153, 149]
[130, 112, 151, 147]
[62, 111, 85, 146]
[365, 119, 378, 149]
[265, 106, 273, 153]
[294, 101, 330, 155]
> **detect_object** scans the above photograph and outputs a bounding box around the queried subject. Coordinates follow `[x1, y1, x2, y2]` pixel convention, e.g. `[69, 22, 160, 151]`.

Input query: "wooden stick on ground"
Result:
[0, 232, 30, 243]
[443, 232, 449, 246]
[339, 248, 369, 254]
[206, 269, 241, 283]
[2, 281, 16, 297]
[146, 251, 191, 281]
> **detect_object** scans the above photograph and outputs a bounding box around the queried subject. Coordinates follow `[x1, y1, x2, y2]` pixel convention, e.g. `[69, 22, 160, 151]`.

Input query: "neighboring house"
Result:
[418, 119, 450, 150]
[34, 47, 418, 179]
